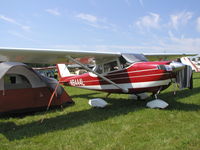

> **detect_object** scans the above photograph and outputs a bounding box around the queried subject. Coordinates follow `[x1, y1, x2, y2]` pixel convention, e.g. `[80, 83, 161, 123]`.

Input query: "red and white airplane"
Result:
[0, 47, 194, 108]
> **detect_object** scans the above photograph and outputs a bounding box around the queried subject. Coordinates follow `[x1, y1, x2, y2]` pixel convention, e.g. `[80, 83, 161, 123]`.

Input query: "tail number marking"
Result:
[70, 79, 85, 86]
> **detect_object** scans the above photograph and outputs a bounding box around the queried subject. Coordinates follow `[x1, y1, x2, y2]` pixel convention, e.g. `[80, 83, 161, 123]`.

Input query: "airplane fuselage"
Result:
[59, 61, 175, 94]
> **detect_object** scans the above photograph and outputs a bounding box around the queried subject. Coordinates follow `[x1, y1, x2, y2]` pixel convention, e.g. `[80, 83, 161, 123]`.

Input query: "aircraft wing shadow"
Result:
[1, 87, 200, 141]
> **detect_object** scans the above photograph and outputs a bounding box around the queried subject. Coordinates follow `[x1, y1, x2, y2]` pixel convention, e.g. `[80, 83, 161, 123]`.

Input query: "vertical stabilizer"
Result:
[57, 64, 72, 78]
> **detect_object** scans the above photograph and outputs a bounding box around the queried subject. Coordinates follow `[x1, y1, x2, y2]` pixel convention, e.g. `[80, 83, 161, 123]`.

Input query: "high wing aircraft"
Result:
[0, 47, 196, 108]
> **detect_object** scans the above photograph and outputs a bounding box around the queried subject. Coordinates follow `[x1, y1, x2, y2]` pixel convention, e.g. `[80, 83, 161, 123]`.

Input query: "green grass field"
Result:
[0, 73, 200, 150]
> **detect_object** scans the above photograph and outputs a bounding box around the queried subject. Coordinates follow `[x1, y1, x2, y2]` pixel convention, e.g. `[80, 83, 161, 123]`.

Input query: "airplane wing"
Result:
[0, 47, 197, 64]
[0, 47, 121, 64]
[143, 53, 197, 61]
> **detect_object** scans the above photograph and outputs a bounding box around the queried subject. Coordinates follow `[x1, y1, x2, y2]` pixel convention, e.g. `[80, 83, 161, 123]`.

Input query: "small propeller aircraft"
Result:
[0, 47, 195, 108]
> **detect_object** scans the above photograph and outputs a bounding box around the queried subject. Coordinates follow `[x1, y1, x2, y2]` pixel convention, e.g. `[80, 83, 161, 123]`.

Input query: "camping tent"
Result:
[0, 62, 73, 113]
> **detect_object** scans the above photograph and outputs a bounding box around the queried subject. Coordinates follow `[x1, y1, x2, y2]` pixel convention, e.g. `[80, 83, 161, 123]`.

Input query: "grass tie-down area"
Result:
[0, 73, 200, 150]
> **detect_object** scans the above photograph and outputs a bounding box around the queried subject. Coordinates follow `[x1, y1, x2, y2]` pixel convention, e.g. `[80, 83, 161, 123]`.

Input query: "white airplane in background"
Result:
[180, 56, 200, 72]
[0, 47, 196, 109]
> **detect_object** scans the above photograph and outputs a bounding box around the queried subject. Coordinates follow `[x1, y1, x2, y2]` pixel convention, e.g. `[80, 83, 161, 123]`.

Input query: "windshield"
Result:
[122, 54, 148, 63]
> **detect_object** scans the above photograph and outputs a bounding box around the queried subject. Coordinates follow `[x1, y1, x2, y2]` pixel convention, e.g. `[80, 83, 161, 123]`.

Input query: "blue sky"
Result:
[0, 0, 200, 53]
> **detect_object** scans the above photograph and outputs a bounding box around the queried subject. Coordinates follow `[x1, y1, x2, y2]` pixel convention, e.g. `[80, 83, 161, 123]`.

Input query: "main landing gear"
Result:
[146, 88, 169, 109]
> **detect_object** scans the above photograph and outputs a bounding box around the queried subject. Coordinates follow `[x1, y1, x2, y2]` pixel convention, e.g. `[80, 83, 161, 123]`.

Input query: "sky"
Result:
[0, 0, 200, 54]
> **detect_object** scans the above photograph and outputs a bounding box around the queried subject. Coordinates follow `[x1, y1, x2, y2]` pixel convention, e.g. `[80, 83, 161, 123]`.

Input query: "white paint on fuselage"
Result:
[79, 79, 171, 90]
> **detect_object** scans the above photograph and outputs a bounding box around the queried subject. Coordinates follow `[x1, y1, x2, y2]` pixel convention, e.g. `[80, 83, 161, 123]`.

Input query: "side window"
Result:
[4, 74, 32, 90]
[94, 59, 122, 74]
[104, 61, 118, 73]
[96, 65, 103, 74]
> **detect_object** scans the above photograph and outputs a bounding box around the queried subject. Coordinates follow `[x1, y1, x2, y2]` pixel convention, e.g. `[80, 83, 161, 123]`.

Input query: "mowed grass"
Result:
[0, 73, 200, 150]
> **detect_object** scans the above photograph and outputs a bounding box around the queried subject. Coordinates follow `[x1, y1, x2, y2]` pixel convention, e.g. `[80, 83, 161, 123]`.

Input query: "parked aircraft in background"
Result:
[180, 56, 200, 72]
[0, 47, 196, 108]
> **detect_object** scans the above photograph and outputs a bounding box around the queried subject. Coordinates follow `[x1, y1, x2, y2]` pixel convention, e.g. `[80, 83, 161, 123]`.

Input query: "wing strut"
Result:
[66, 56, 129, 93]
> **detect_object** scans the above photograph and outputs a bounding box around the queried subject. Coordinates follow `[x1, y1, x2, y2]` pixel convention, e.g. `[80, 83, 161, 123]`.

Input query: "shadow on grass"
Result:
[159, 86, 200, 111]
[0, 96, 145, 141]
[71, 92, 101, 98]
[1, 86, 200, 141]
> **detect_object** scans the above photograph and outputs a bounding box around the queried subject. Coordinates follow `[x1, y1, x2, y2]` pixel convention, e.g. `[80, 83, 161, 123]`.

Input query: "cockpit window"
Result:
[94, 59, 121, 74]
[95, 65, 103, 74]
[104, 61, 118, 73]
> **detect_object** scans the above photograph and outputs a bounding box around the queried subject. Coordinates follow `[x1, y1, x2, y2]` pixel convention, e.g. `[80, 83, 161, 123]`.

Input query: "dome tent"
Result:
[0, 62, 73, 114]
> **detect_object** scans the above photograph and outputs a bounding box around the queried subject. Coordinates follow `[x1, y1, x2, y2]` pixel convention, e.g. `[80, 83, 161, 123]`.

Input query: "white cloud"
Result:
[45, 8, 61, 16]
[0, 14, 31, 31]
[0, 15, 16, 24]
[76, 13, 97, 23]
[75, 13, 117, 31]
[196, 17, 200, 32]
[168, 36, 200, 53]
[170, 11, 193, 29]
[136, 12, 160, 29]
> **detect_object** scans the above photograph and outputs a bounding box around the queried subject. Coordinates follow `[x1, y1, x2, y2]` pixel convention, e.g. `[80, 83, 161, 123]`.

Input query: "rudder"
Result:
[56, 64, 72, 78]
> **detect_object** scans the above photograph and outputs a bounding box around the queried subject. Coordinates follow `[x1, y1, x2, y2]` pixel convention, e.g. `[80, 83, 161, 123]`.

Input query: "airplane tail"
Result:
[56, 64, 73, 78]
